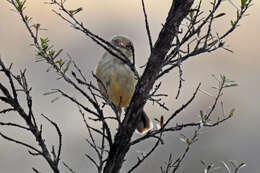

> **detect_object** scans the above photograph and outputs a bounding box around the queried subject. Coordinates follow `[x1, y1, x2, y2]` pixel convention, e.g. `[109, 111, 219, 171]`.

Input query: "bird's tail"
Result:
[136, 109, 153, 134]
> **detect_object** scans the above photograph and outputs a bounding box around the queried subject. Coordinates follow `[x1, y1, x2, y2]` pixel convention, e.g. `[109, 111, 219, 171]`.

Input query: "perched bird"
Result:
[95, 35, 153, 133]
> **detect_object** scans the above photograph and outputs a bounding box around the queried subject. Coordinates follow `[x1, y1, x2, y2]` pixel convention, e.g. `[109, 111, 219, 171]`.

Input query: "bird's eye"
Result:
[126, 43, 133, 50]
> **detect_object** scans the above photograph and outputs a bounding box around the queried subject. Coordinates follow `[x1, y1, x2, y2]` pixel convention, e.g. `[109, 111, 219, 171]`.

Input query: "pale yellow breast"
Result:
[96, 52, 136, 107]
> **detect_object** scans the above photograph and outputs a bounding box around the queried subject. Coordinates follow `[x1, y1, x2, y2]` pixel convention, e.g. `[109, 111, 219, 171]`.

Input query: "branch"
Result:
[0, 122, 30, 130]
[41, 114, 62, 165]
[141, 0, 153, 52]
[157, 0, 253, 79]
[130, 83, 200, 146]
[127, 135, 162, 173]
[131, 76, 235, 146]
[50, 1, 139, 79]
[62, 161, 76, 173]
[163, 83, 200, 128]
[0, 132, 42, 154]
[103, 1, 194, 172]
[0, 57, 61, 173]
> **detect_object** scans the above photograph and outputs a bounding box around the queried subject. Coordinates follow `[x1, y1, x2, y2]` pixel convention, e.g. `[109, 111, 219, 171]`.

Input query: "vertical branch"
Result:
[103, 1, 194, 173]
[141, 0, 153, 52]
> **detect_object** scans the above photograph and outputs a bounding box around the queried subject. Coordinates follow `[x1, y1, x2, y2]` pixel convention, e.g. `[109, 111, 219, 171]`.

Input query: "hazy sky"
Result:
[0, 1, 260, 173]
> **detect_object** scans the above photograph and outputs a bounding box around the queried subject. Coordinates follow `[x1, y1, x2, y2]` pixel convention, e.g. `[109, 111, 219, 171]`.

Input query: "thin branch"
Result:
[127, 136, 161, 173]
[131, 83, 200, 146]
[0, 132, 42, 154]
[41, 114, 62, 165]
[85, 153, 100, 171]
[175, 38, 185, 99]
[0, 122, 30, 131]
[141, 0, 153, 52]
[62, 161, 76, 173]
[51, 4, 139, 79]
[163, 83, 201, 128]
[0, 108, 16, 114]
[32, 167, 42, 173]
[0, 57, 61, 173]
[55, 89, 99, 117]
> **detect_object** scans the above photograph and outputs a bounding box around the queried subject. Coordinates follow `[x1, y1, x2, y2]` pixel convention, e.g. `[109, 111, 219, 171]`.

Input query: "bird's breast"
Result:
[96, 53, 136, 107]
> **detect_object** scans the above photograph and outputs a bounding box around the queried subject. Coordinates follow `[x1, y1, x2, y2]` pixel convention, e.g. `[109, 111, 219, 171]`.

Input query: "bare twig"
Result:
[127, 135, 162, 173]
[0, 132, 42, 154]
[141, 0, 153, 52]
[62, 161, 76, 173]
[50, 2, 139, 79]
[41, 114, 62, 165]
[0, 57, 61, 173]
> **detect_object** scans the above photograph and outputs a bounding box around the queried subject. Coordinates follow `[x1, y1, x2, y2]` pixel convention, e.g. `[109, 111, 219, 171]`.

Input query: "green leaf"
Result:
[63, 60, 71, 73]
[48, 50, 55, 58]
[55, 59, 64, 67]
[186, 138, 192, 145]
[220, 75, 226, 82]
[237, 10, 240, 18]
[35, 23, 40, 30]
[189, 11, 194, 18]
[40, 37, 49, 51]
[37, 51, 45, 57]
[69, 7, 83, 15]
[241, 0, 247, 9]
[228, 108, 235, 118]
[230, 20, 235, 27]
[200, 110, 205, 122]
[24, 15, 32, 23]
[42, 45, 48, 51]
[16, 0, 26, 11]
[40, 37, 49, 45]
[237, 162, 246, 169]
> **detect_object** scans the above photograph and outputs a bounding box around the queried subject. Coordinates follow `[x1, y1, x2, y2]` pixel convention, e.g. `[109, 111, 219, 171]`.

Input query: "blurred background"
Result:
[0, 0, 259, 173]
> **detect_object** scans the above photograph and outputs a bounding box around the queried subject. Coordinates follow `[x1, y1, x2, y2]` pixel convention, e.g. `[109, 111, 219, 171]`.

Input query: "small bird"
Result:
[95, 35, 153, 133]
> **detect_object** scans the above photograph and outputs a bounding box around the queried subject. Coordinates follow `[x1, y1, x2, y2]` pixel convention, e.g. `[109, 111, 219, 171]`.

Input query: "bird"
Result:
[95, 35, 153, 133]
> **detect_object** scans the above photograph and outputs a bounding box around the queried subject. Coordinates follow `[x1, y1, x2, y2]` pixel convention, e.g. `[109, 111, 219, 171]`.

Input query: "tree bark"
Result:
[103, 1, 194, 172]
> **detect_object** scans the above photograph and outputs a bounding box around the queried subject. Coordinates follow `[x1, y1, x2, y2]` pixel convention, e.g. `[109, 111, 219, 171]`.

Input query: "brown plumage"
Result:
[95, 35, 153, 133]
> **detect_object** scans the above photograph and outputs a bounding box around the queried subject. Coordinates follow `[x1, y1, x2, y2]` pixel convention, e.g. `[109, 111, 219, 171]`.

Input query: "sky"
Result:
[0, 0, 260, 173]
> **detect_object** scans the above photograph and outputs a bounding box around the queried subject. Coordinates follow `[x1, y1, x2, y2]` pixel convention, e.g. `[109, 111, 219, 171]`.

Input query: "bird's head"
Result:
[111, 35, 134, 63]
